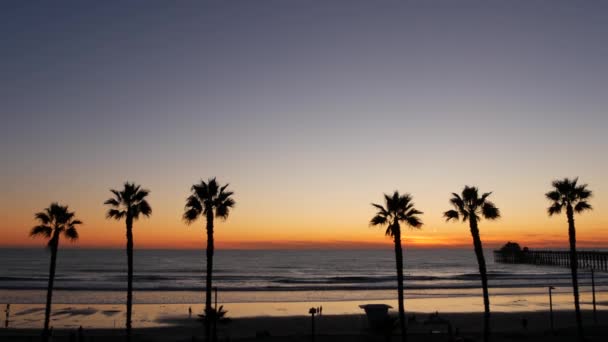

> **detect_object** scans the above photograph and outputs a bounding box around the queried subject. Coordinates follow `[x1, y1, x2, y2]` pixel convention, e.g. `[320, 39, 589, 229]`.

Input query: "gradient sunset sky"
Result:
[1, 1, 607, 249]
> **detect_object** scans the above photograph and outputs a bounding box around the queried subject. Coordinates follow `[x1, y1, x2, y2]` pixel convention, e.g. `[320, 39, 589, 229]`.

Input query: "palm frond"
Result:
[404, 208, 423, 217]
[574, 201, 592, 213]
[547, 178, 593, 216]
[134, 189, 150, 202]
[106, 209, 126, 220]
[219, 183, 230, 194]
[110, 189, 123, 202]
[193, 182, 209, 201]
[545, 190, 561, 202]
[137, 200, 152, 218]
[103, 198, 120, 207]
[215, 198, 235, 219]
[481, 201, 500, 220]
[183, 208, 200, 224]
[575, 184, 592, 200]
[30, 225, 52, 238]
[444, 210, 459, 222]
[371, 203, 388, 215]
[449, 195, 466, 214]
[477, 192, 492, 206]
[216, 190, 234, 204]
[385, 192, 398, 213]
[207, 178, 219, 197]
[185, 194, 203, 212]
[462, 186, 479, 204]
[370, 214, 388, 226]
[405, 216, 423, 228]
[385, 224, 397, 237]
[547, 203, 563, 216]
[64, 226, 79, 241]
[34, 212, 51, 224]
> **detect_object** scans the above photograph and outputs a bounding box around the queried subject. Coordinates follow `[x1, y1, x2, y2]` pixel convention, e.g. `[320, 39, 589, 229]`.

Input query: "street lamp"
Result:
[548, 286, 555, 333]
[591, 269, 597, 325]
[309, 307, 317, 342]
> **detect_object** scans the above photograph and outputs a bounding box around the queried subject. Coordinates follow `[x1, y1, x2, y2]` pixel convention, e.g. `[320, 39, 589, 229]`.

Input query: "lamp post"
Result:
[591, 269, 597, 325]
[548, 286, 555, 333]
[213, 287, 218, 342]
[309, 307, 317, 342]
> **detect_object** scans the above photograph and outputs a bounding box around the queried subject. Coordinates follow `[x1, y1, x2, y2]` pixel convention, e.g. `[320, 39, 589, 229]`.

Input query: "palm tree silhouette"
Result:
[370, 191, 423, 342]
[183, 178, 235, 342]
[444, 186, 499, 342]
[546, 177, 592, 341]
[30, 203, 82, 342]
[104, 182, 152, 342]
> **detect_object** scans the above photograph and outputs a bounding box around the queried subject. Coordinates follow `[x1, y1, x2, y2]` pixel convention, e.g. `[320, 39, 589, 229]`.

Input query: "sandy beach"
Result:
[2, 310, 607, 341]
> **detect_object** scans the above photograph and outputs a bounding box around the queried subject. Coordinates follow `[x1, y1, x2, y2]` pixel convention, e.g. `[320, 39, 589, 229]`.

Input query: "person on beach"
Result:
[4, 303, 9, 328]
[189, 306, 192, 318]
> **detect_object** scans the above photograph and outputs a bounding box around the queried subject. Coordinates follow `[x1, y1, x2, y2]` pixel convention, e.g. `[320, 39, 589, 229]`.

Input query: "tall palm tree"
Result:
[104, 182, 152, 342]
[370, 191, 423, 342]
[183, 178, 235, 342]
[546, 177, 592, 341]
[444, 186, 499, 342]
[30, 203, 82, 342]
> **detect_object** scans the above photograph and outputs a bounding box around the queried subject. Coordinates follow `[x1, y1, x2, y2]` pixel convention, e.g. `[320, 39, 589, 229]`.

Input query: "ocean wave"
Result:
[0, 272, 594, 286]
[1, 280, 605, 292]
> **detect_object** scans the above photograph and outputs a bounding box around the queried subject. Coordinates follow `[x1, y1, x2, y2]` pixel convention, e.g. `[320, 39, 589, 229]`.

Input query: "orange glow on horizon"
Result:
[4, 228, 608, 250]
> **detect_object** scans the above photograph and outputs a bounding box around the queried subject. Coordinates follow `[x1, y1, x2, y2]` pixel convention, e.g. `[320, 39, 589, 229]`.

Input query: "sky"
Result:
[1, 0, 607, 250]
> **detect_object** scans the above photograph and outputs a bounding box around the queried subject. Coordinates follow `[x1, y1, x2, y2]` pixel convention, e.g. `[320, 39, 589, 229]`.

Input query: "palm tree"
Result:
[444, 186, 499, 342]
[370, 191, 423, 342]
[30, 203, 82, 342]
[183, 178, 235, 342]
[104, 182, 152, 342]
[546, 177, 592, 341]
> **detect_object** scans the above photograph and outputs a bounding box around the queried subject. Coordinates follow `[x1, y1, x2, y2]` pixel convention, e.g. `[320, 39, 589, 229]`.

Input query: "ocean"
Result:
[2, 248, 607, 327]
[1, 248, 606, 304]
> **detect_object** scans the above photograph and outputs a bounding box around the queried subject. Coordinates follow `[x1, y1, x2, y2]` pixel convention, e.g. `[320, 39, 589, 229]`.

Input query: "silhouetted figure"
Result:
[104, 183, 152, 342]
[546, 177, 593, 342]
[189, 306, 192, 318]
[370, 191, 423, 342]
[30, 203, 82, 342]
[444, 186, 500, 342]
[183, 178, 235, 342]
[4, 303, 9, 328]
[319, 306, 322, 316]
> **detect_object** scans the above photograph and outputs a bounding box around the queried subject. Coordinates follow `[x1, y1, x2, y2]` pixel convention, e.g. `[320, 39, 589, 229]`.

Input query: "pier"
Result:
[494, 249, 608, 271]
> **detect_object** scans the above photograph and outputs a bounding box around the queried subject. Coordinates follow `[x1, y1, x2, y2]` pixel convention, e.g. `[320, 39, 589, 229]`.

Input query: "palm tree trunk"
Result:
[567, 205, 584, 341]
[126, 215, 134, 342]
[393, 226, 407, 342]
[42, 234, 59, 342]
[205, 210, 215, 342]
[470, 218, 490, 342]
